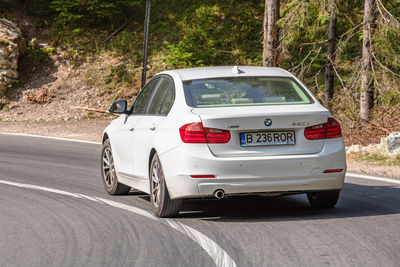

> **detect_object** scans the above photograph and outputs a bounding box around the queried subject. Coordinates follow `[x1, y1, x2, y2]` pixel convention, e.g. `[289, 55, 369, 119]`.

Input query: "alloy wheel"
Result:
[102, 147, 115, 188]
[151, 161, 161, 208]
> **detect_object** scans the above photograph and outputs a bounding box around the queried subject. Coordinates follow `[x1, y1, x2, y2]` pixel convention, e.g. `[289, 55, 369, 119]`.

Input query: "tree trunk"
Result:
[324, 0, 337, 109]
[360, 0, 377, 122]
[263, 0, 280, 67]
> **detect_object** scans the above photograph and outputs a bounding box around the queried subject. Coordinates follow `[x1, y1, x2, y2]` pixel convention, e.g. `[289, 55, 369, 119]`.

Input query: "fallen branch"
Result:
[72, 106, 107, 113]
[72, 106, 119, 116]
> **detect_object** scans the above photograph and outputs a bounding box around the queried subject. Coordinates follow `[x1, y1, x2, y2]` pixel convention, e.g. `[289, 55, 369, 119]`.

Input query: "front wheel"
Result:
[101, 139, 131, 195]
[150, 153, 182, 217]
[307, 190, 341, 209]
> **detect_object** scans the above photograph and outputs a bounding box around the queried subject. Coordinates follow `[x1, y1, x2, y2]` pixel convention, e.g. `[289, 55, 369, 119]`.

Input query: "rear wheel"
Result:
[150, 153, 182, 217]
[101, 139, 131, 195]
[307, 190, 340, 209]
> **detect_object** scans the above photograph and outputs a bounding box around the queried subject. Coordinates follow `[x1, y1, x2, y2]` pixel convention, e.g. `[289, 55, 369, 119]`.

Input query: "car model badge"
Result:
[264, 118, 272, 127]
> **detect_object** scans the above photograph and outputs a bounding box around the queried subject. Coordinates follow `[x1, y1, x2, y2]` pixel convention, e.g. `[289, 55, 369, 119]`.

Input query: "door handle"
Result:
[149, 124, 156, 131]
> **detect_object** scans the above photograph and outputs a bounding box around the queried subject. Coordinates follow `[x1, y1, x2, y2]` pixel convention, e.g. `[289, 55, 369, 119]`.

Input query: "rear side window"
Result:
[147, 77, 174, 115]
[183, 77, 313, 108]
[159, 86, 174, 115]
[132, 78, 159, 114]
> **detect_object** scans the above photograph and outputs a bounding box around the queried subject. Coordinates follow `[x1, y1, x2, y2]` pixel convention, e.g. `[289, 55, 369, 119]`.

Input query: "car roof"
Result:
[161, 66, 293, 81]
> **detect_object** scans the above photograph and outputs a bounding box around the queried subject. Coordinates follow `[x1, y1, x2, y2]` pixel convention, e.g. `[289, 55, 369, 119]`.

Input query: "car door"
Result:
[132, 76, 175, 180]
[112, 78, 160, 177]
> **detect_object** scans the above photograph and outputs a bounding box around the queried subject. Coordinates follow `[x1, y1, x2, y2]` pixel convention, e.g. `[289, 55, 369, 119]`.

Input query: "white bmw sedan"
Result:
[101, 66, 346, 217]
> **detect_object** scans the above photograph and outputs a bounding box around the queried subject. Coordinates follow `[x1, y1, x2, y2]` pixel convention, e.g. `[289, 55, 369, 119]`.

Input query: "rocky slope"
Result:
[0, 18, 25, 94]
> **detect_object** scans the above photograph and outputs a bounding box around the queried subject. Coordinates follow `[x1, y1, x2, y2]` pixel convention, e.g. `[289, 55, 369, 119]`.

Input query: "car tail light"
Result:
[180, 122, 231, 143]
[304, 118, 342, 140]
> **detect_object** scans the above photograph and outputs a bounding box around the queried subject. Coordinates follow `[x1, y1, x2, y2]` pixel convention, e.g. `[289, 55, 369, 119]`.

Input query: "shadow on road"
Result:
[175, 182, 400, 222]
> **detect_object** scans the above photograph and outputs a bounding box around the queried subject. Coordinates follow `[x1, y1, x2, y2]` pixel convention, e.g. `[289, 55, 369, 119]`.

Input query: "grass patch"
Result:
[348, 152, 400, 166]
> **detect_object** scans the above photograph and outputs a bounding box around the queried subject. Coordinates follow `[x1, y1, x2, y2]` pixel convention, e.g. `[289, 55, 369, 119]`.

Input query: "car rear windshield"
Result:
[183, 76, 313, 108]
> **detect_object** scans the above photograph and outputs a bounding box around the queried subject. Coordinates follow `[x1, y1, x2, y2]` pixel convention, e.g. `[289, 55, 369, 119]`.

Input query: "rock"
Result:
[364, 144, 382, 154]
[381, 132, 400, 153]
[0, 19, 25, 93]
[0, 19, 25, 55]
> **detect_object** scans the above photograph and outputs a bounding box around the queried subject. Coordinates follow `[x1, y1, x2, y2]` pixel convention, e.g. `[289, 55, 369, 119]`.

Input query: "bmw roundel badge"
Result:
[264, 118, 272, 127]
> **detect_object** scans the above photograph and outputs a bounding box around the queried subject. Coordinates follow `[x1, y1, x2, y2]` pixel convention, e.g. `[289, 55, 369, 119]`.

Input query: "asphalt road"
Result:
[0, 134, 399, 267]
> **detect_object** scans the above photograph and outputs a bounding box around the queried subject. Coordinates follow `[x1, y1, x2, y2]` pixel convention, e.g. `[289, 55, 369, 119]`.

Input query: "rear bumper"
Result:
[197, 175, 344, 196]
[159, 138, 346, 199]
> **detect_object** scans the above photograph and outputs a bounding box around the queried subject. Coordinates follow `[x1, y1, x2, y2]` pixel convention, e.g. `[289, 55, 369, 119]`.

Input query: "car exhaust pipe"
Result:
[214, 189, 225, 199]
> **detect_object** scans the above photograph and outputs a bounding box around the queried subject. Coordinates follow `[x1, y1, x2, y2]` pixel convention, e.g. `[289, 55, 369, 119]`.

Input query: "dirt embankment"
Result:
[0, 49, 136, 123]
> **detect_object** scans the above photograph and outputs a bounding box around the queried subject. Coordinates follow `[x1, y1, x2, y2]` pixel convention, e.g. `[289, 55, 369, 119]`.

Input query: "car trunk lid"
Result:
[191, 105, 329, 157]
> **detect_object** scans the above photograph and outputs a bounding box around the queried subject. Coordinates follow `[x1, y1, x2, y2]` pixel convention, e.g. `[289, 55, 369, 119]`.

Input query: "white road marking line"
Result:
[164, 220, 235, 267]
[0, 133, 101, 145]
[346, 172, 400, 185]
[0, 179, 237, 267]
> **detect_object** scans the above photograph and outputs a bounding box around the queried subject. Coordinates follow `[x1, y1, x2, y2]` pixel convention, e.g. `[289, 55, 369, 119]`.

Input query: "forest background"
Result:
[0, 0, 399, 145]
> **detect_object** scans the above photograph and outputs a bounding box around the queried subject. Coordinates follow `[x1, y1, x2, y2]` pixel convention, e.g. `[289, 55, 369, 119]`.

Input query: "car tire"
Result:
[101, 139, 131, 195]
[307, 190, 340, 209]
[150, 153, 182, 217]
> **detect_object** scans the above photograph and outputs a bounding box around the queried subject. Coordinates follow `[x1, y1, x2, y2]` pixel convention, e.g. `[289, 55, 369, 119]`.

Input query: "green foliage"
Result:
[163, 1, 262, 68]
[164, 5, 223, 67]
[49, 0, 142, 26]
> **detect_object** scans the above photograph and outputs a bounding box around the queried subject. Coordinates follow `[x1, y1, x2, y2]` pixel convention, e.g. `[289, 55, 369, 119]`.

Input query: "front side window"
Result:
[183, 77, 313, 108]
[132, 78, 159, 114]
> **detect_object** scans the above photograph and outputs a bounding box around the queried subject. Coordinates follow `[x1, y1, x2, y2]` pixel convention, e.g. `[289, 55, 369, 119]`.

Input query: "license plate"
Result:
[240, 131, 296, 147]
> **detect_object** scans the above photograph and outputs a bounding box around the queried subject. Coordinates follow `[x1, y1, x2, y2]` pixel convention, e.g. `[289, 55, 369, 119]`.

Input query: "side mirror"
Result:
[109, 100, 128, 114]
